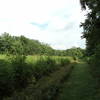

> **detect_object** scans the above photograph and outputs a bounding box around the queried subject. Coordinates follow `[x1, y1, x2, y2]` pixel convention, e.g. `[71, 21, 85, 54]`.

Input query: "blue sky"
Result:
[0, 0, 86, 50]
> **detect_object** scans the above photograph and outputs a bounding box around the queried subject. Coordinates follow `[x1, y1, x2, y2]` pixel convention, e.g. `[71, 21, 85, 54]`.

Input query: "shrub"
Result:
[60, 58, 70, 66]
[11, 55, 33, 89]
[0, 60, 14, 98]
[0, 55, 71, 99]
[33, 57, 57, 80]
[89, 44, 100, 78]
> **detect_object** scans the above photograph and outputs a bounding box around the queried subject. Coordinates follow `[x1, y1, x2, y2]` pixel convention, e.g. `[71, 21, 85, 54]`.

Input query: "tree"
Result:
[0, 33, 13, 54]
[0, 33, 55, 55]
[80, 0, 100, 56]
[80, 0, 100, 77]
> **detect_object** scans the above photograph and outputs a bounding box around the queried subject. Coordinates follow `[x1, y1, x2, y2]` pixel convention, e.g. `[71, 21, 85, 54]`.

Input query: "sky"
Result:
[0, 0, 86, 50]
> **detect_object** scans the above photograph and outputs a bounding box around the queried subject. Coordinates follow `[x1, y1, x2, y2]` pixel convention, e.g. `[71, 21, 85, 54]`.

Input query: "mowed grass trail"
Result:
[58, 61, 100, 100]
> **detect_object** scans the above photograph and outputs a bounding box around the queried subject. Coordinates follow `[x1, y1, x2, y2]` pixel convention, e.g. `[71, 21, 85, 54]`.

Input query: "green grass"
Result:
[0, 55, 9, 60]
[58, 61, 100, 100]
[26, 55, 73, 63]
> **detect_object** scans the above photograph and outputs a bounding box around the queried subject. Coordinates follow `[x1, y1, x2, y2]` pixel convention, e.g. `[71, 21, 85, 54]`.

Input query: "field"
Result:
[0, 54, 74, 100]
[1, 55, 99, 100]
[0, 1, 99, 99]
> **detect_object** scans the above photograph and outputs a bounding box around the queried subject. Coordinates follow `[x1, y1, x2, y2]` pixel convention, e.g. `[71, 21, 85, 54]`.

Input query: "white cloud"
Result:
[0, 0, 86, 50]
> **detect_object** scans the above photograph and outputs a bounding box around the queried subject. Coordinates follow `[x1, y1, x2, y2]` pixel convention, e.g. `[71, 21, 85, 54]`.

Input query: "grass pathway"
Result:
[58, 61, 100, 100]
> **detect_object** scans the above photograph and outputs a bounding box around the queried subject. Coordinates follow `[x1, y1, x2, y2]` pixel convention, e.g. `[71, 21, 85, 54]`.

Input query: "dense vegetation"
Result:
[0, 32, 86, 100]
[1, 0, 100, 99]
[0, 32, 54, 55]
[0, 32, 85, 58]
[0, 55, 74, 100]
[80, 0, 100, 77]
[0, 32, 86, 99]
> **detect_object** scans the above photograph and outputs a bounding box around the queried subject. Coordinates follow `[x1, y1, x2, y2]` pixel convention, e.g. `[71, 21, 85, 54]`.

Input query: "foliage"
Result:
[32, 57, 57, 80]
[80, 0, 100, 55]
[60, 58, 71, 66]
[80, 0, 100, 77]
[4, 57, 73, 100]
[0, 33, 54, 55]
[0, 60, 13, 99]
[54, 47, 85, 59]
[11, 55, 33, 89]
[0, 55, 33, 99]
[0, 33, 85, 57]
[89, 44, 100, 77]
[0, 55, 72, 99]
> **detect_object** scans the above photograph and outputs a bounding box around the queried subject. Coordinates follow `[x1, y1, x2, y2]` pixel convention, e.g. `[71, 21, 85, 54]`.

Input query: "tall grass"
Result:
[0, 55, 73, 99]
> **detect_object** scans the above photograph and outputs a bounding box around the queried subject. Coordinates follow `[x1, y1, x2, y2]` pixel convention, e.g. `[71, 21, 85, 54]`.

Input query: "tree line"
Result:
[0, 32, 85, 58]
[0, 32, 54, 55]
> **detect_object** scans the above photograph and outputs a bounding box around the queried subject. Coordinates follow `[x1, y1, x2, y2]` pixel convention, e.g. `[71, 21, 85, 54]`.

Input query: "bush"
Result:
[0, 55, 34, 99]
[0, 60, 14, 99]
[11, 55, 33, 89]
[33, 57, 57, 80]
[89, 44, 100, 78]
[0, 55, 71, 99]
[60, 58, 70, 66]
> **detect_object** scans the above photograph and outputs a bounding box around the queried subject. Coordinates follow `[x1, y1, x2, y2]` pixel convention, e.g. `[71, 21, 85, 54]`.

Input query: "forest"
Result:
[0, 0, 100, 100]
[0, 32, 85, 57]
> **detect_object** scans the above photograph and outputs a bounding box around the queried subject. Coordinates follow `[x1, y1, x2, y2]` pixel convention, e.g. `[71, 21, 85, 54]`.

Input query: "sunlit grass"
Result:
[0, 54, 7, 60]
